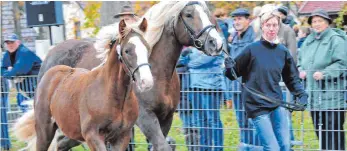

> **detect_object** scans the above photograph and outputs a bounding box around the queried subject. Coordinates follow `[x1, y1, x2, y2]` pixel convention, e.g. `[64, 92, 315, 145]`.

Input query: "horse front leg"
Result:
[56, 129, 82, 151]
[109, 131, 132, 151]
[160, 114, 176, 151]
[136, 106, 171, 151]
[82, 128, 107, 151]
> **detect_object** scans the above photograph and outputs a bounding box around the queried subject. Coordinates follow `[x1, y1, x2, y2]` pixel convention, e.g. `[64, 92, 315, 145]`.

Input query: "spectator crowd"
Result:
[1, 3, 347, 151]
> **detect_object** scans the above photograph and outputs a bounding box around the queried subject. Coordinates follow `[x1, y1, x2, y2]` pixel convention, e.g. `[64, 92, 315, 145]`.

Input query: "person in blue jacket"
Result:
[178, 46, 225, 151]
[1, 77, 10, 150]
[177, 47, 199, 151]
[1, 34, 42, 112]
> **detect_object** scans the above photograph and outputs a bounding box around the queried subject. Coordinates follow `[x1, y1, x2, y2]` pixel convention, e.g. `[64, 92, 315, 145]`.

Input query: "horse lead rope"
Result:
[222, 49, 305, 111]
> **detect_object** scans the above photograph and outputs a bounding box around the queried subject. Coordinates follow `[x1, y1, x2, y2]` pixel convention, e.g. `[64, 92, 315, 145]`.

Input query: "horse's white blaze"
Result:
[129, 37, 154, 90]
[195, 5, 223, 50]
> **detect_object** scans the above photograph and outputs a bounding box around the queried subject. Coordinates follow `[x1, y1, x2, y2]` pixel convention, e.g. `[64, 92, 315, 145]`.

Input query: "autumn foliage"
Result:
[83, 2, 102, 36]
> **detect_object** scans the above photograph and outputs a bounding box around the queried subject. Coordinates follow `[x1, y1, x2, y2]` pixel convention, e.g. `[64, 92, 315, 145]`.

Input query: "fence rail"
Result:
[1, 69, 346, 151]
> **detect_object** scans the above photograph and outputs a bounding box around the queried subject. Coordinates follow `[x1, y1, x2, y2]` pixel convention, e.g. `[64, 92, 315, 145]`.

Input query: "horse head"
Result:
[118, 18, 154, 92]
[174, 1, 223, 56]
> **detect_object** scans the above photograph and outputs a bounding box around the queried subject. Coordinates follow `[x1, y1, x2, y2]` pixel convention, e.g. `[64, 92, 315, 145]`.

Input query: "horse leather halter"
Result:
[110, 36, 151, 82]
[222, 49, 306, 111]
[173, 2, 223, 52]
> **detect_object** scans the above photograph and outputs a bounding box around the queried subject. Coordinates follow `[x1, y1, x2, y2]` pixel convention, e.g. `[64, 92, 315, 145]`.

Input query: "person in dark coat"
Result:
[277, 6, 297, 28]
[224, 9, 308, 151]
[1, 33, 42, 112]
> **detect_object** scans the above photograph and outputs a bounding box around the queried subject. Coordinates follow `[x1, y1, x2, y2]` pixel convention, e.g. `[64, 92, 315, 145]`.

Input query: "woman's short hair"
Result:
[260, 11, 280, 25]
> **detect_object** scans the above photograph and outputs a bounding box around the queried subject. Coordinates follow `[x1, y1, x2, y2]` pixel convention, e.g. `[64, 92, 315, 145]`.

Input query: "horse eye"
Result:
[186, 13, 193, 18]
[125, 49, 130, 54]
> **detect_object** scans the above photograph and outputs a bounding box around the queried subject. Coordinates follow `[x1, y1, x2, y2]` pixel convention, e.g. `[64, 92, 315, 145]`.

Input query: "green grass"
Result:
[6, 90, 347, 150]
[8, 110, 330, 151]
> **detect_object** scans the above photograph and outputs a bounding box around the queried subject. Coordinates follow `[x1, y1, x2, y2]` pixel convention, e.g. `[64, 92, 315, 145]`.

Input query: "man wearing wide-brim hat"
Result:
[298, 8, 347, 151]
[114, 5, 138, 24]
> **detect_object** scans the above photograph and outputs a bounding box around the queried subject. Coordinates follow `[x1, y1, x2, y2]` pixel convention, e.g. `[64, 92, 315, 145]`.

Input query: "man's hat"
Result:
[230, 8, 250, 17]
[308, 9, 332, 25]
[114, 5, 137, 18]
[4, 33, 19, 42]
[277, 6, 288, 16]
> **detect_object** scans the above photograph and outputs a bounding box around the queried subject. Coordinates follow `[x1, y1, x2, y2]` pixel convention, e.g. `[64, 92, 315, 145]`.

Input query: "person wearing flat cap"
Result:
[298, 8, 347, 151]
[225, 8, 262, 151]
[1, 33, 42, 112]
[114, 5, 138, 24]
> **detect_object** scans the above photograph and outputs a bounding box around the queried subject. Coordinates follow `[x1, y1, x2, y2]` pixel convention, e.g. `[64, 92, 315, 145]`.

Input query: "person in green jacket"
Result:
[298, 9, 347, 150]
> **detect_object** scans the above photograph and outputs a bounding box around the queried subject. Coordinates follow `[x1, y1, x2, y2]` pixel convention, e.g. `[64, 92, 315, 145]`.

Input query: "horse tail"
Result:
[12, 109, 59, 151]
[13, 109, 36, 142]
[12, 109, 38, 151]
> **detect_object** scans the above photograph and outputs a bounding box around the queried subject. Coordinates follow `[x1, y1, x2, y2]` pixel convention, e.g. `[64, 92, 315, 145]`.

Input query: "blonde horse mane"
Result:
[141, 1, 210, 49]
[94, 1, 210, 61]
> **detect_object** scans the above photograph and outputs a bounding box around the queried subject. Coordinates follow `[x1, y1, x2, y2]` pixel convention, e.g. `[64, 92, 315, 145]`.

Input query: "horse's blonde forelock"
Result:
[94, 22, 146, 61]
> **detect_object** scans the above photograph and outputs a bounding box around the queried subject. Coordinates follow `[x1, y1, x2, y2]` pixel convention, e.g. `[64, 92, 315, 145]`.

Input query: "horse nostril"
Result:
[208, 39, 217, 49]
[141, 79, 146, 87]
[209, 39, 214, 44]
[139, 79, 153, 91]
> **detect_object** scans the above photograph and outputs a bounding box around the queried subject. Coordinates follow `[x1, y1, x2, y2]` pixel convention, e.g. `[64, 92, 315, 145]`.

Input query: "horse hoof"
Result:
[166, 136, 176, 151]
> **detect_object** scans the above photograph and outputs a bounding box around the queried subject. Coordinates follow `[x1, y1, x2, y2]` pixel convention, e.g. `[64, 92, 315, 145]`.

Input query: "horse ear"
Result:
[119, 19, 127, 37]
[139, 18, 147, 32]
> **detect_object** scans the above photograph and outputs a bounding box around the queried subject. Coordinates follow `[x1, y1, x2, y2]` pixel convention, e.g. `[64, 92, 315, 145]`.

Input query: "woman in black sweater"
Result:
[224, 9, 308, 151]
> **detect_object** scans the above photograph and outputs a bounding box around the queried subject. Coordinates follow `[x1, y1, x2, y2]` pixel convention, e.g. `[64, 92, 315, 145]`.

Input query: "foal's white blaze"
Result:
[129, 36, 154, 91]
[195, 5, 223, 52]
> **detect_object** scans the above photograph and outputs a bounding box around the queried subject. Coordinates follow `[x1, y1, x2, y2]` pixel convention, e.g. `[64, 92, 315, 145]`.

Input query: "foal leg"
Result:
[136, 107, 171, 151]
[56, 130, 82, 151]
[82, 127, 107, 151]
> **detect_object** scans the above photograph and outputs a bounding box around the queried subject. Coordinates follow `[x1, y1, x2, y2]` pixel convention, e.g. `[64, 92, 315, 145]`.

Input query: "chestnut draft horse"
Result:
[16, 18, 153, 151]
[15, 1, 224, 151]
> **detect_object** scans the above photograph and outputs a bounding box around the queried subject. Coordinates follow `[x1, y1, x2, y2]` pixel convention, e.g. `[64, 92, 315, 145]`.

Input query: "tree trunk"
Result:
[12, 2, 21, 40]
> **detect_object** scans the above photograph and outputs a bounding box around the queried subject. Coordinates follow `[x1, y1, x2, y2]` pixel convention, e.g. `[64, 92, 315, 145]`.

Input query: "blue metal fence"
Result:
[1, 69, 346, 150]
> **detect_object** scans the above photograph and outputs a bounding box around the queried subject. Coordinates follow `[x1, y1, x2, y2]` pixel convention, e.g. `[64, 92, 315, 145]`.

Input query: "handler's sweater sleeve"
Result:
[281, 50, 307, 98]
[224, 46, 251, 80]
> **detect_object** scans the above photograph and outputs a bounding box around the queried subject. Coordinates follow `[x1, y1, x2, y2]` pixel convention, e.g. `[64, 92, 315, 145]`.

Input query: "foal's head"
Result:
[118, 18, 153, 92]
